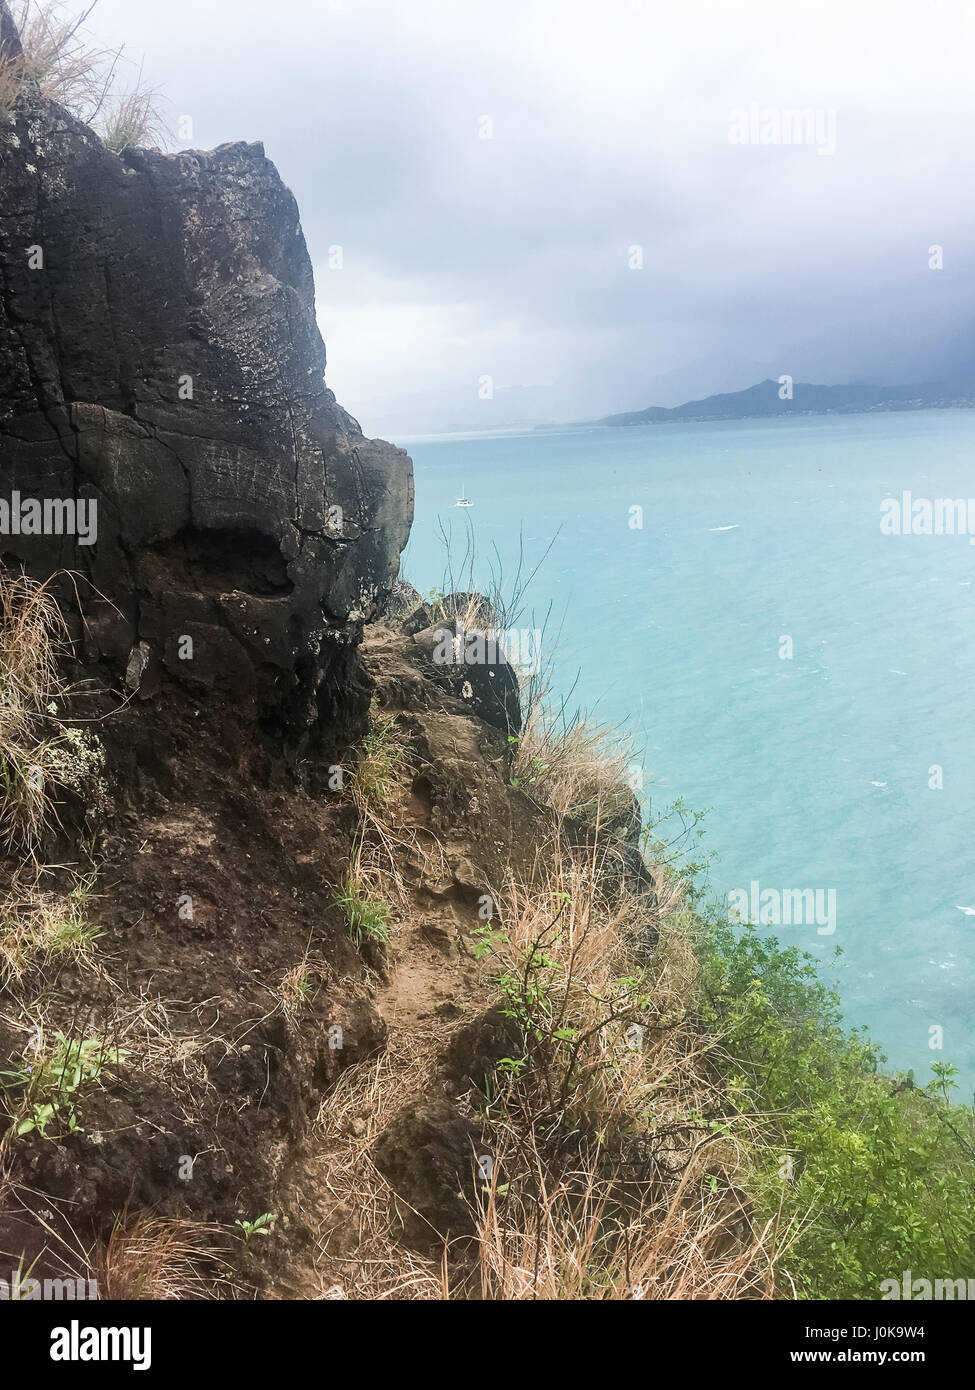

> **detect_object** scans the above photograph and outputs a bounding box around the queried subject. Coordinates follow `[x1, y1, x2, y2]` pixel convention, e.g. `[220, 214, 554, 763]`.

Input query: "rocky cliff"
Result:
[0, 2, 427, 1290]
[0, 0, 412, 755]
[1, 3, 969, 1313]
[0, 5, 676, 1303]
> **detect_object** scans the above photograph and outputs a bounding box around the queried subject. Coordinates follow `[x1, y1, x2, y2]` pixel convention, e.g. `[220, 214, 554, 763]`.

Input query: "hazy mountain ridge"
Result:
[594, 378, 975, 426]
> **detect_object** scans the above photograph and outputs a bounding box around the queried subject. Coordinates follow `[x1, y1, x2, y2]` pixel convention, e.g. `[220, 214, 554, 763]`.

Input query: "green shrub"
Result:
[699, 916, 975, 1298]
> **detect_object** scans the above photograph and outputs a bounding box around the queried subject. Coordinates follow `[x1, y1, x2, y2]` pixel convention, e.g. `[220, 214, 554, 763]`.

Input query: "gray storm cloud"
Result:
[88, 0, 975, 435]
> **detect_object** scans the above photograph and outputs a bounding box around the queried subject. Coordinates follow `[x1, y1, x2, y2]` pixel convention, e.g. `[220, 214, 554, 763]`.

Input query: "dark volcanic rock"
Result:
[0, 3, 412, 752]
[412, 616, 522, 736]
[373, 1099, 487, 1249]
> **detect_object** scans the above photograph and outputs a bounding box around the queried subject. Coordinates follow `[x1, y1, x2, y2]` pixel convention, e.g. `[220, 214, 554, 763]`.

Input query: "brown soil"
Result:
[0, 619, 557, 1297]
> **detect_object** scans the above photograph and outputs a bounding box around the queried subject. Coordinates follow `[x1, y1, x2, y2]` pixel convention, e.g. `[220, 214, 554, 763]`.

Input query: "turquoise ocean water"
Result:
[395, 411, 975, 1093]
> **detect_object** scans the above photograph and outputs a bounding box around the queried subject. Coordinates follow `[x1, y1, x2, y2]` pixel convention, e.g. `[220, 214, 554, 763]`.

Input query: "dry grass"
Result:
[483, 837, 717, 1148]
[298, 1034, 450, 1300]
[291, 760, 780, 1299]
[0, 1, 167, 149]
[433, 590, 495, 630]
[0, 868, 101, 982]
[458, 761, 782, 1298]
[511, 710, 636, 826]
[0, 568, 70, 852]
[351, 700, 413, 814]
[277, 955, 326, 1026]
[98, 80, 166, 152]
[0, 1190, 237, 1300]
[0, 566, 109, 855]
[1, 1, 111, 120]
[105, 985, 307, 1127]
[476, 1142, 776, 1300]
[11, 1, 107, 110]
[0, 48, 22, 113]
[299, 1056, 773, 1302]
[92, 1214, 234, 1300]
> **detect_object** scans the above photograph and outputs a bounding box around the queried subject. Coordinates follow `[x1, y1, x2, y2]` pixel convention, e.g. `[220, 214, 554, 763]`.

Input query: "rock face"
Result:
[0, 3, 412, 752]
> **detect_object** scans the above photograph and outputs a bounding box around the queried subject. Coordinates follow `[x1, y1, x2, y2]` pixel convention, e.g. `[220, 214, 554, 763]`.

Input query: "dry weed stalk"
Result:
[0, 1, 167, 147]
[0, 568, 70, 851]
[301, 1034, 450, 1299]
[476, 1137, 777, 1300]
[92, 1214, 234, 1300]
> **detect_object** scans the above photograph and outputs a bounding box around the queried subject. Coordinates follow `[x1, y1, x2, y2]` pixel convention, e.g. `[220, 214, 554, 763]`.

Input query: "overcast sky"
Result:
[85, 0, 975, 436]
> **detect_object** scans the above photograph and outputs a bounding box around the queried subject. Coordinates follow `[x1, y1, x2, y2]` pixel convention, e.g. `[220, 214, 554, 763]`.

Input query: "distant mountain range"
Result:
[592, 379, 975, 426]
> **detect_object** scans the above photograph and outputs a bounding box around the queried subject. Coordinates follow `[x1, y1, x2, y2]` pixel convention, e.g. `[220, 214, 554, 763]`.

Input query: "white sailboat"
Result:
[455, 485, 474, 507]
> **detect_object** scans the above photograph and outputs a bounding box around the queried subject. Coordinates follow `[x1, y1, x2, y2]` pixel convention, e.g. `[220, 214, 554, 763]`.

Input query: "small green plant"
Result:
[507, 733, 552, 789]
[928, 1060, 958, 1104]
[642, 797, 716, 887]
[45, 891, 103, 958]
[235, 1212, 276, 1244]
[470, 923, 508, 961]
[277, 960, 319, 1022]
[496, 1057, 527, 1078]
[334, 873, 390, 950]
[0, 1030, 126, 1139]
[497, 945, 560, 1038]
[509, 754, 549, 790]
[354, 701, 410, 808]
[7, 1251, 42, 1299]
